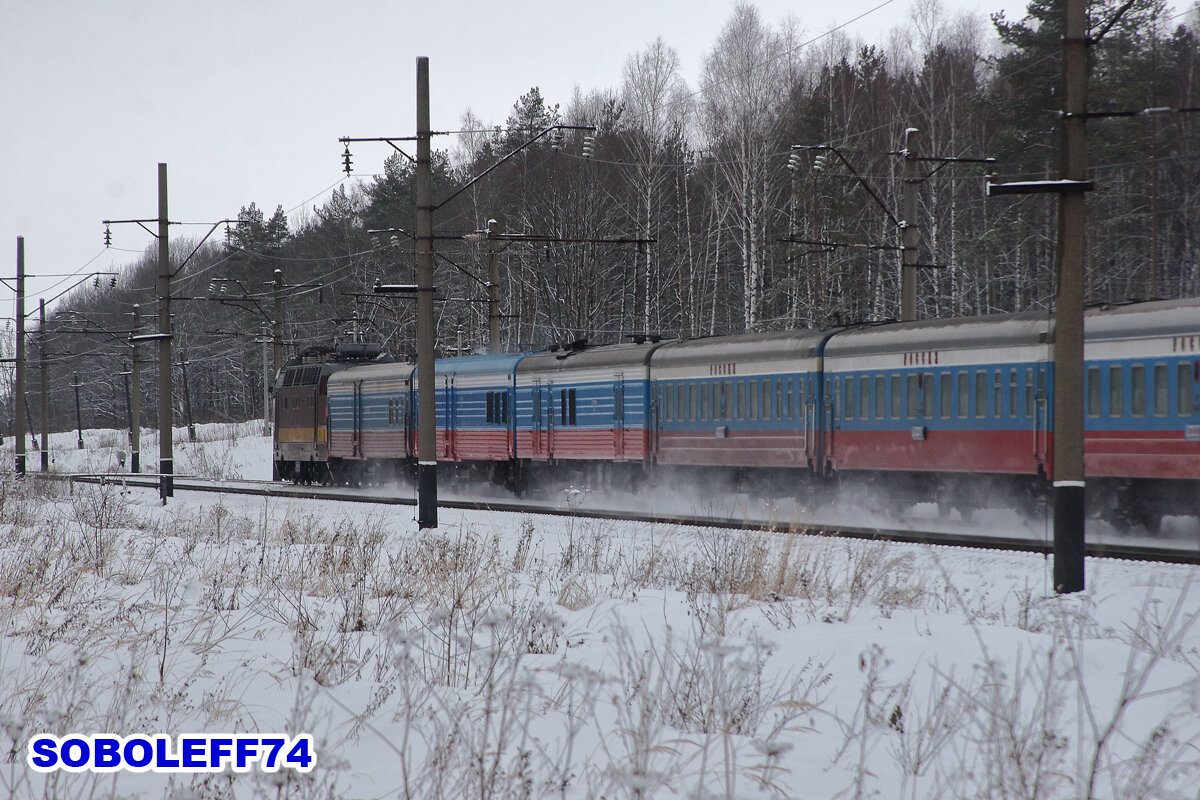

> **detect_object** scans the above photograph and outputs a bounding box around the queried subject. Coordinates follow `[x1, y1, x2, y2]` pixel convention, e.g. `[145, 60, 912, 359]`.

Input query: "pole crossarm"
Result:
[103, 218, 169, 240]
[6, 272, 121, 309]
[986, 179, 1094, 196]
[340, 136, 418, 163]
[1085, 105, 1200, 119]
[434, 125, 597, 211]
[778, 237, 902, 251]
[465, 232, 655, 245]
[792, 145, 901, 227]
[174, 220, 235, 276]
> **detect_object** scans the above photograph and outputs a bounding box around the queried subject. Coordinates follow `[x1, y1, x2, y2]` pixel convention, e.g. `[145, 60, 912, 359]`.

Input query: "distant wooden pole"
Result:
[39, 299, 48, 471]
[900, 127, 920, 321]
[157, 163, 173, 500]
[14, 237, 26, 476]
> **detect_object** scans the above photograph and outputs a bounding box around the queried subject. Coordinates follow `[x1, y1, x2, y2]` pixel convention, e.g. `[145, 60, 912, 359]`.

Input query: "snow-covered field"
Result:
[2, 424, 1199, 799]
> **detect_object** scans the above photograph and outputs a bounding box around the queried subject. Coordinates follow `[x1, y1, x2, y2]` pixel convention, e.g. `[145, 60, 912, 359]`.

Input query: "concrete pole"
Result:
[1053, 0, 1088, 594]
[261, 325, 270, 437]
[72, 372, 83, 449]
[39, 299, 48, 471]
[273, 268, 284, 379]
[130, 304, 141, 473]
[415, 56, 438, 529]
[900, 127, 920, 322]
[487, 219, 501, 352]
[180, 351, 196, 442]
[14, 237, 26, 476]
[157, 163, 173, 500]
[122, 361, 132, 465]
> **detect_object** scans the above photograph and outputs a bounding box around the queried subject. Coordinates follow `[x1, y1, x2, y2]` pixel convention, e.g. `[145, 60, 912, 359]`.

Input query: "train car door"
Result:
[443, 375, 457, 459]
[803, 375, 819, 469]
[352, 380, 363, 457]
[544, 380, 555, 458]
[531, 379, 543, 456]
[1034, 362, 1050, 474]
[820, 374, 835, 472]
[531, 379, 554, 458]
[614, 375, 626, 460]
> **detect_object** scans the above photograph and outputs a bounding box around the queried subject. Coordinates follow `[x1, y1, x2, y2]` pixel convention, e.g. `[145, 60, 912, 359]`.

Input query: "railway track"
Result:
[56, 473, 1200, 565]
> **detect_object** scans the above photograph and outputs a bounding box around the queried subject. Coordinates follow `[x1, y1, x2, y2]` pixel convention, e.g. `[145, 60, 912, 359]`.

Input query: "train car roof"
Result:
[516, 342, 663, 373]
[326, 361, 415, 386]
[1085, 297, 1200, 340]
[650, 329, 832, 366]
[824, 311, 1050, 357]
[433, 352, 528, 376]
[824, 298, 1200, 357]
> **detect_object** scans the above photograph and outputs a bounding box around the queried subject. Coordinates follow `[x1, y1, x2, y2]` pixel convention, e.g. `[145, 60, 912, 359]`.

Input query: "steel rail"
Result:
[52, 473, 1200, 565]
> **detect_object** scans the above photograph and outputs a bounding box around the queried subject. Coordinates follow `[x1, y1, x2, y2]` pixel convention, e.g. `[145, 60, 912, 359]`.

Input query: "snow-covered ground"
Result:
[1, 423, 1199, 799]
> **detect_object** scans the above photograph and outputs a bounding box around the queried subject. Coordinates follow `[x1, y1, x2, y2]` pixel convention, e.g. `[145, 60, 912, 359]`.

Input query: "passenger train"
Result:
[273, 298, 1200, 530]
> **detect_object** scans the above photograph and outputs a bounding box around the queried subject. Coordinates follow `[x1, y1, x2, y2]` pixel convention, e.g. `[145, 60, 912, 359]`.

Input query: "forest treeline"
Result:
[12, 0, 1200, 432]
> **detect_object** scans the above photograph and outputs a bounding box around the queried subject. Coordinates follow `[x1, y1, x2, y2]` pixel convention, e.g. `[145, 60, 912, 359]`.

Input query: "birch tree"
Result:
[701, 2, 793, 329]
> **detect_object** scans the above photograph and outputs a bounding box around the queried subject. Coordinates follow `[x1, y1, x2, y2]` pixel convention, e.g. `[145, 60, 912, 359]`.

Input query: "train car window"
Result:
[665, 384, 674, 422]
[786, 379, 794, 419]
[700, 382, 709, 421]
[679, 383, 688, 422]
[569, 388, 577, 425]
[831, 379, 840, 420]
[749, 380, 759, 420]
[875, 375, 886, 419]
[560, 389, 568, 426]
[923, 373, 935, 418]
[736, 381, 746, 420]
[615, 386, 624, 422]
[993, 371, 1002, 418]
[770, 379, 779, 420]
[939, 374, 951, 418]
[1131, 365, 1146, 417]
[485, 394, 492, 424]
[686, 384, 694, 421]
[762, 379, 771, 420]
[1109, 366, 1123, 417]
[1087, 367, 1101, 417]
[956, 372, 968, 418]
[905, 375, 917, 418]
[1180, 363, 1195, 415]
[975, 371, 988, 418]
[1154, 364, 1168, 416]
[843, 377, 853, 420]
[1008, 370, 1018, 417]
[858, 376, 869, 419]
[890, 375, 902, 419]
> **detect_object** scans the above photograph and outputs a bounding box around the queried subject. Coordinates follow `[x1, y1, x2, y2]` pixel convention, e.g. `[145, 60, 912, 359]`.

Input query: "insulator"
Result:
[342, 144, 353, 175]
[94, 275, 100, 288]
[104, 227, 112, 247]
[786, 153, 802, 171]
[110, 276, 117, 288]
[813, 153, 830, 171]
[581, 135, 595, 159]
[550, 128, 563, 150]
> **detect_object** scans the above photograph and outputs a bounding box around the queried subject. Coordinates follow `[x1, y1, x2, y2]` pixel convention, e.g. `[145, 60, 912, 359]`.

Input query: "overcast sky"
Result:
[4, 0, 1036, 308]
